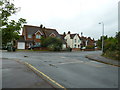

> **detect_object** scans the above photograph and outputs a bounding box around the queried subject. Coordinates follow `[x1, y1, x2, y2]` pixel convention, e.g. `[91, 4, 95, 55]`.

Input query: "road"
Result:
[2, 51, 118, 88]
[2, 58, 54, 88]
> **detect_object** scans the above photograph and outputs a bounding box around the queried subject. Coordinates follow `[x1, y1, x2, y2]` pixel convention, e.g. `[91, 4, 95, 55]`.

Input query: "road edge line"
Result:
[24, 62, 67, 90]
[85, 56, 120, 67]
[3, 58, 67, 89]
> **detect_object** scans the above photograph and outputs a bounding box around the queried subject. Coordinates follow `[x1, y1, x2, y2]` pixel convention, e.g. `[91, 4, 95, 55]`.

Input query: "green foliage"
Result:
[104, 37, 117, 52]
[2, 18, 26, 45]
[86, 45, 95, 49]
[97, 32, 120, 60]
[97, 35, 108, 49]
[116, 32, 120, 59]
[66, 47, 72, 52]
[1, 0, 27, 46]
[103, 50, 119, 60]
[116, 32, 120, 50]
[41, 37, 62, 51]
[0, 0, 18, 26]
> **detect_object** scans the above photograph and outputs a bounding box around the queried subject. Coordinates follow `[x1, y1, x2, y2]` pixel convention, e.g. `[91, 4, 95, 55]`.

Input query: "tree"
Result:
[0, 0, 27, 46]
[116, 31, 120, 59]
[104, 37, 117, 52]
[116, 32, 120, 50]
[41, 37, 62, 51]
[97, 32, 119, 60]
[97, 35, 108, 49]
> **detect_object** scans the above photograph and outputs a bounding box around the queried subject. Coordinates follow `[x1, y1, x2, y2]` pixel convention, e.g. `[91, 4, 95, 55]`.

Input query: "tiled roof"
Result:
[43, 28, 61, 38]
[70, 34, 76, 39]
[23, 25, 61, 38]
[60, 34, 65, 39]
[70, 34, 81, 39]
[59, 34, 66, 44]
[24, 25, 44, 35]
[81, 36, 87, 40]
[78, 34, 81, 40]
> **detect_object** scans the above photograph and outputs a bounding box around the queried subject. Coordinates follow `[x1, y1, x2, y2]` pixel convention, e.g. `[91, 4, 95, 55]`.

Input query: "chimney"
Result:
[63, 32, 66, 36]
[68, 31, 71, 34]
[40, 24, 43, 28]
[81, 32, 83, 36]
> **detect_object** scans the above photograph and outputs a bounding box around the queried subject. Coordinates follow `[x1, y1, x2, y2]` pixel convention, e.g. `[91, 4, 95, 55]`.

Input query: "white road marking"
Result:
[53, 61, 84, 65]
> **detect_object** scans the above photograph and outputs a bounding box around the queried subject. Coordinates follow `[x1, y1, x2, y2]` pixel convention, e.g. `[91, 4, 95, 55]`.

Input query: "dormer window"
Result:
[28, 35, 32, 38]
[49, 33, 56, 37]
[36, 34, 41, 39]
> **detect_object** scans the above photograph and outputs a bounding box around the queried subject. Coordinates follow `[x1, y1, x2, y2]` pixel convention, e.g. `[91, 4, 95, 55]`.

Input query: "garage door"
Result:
[18, 42, 25, 49]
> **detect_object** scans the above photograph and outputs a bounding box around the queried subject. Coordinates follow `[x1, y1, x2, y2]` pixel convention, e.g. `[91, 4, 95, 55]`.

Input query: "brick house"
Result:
[80, 36, 95, 49]
[17, 25, 64, 49]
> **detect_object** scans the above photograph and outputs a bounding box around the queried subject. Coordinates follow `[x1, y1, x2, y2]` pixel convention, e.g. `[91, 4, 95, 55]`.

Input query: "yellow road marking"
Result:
[24, 62, 66, 90]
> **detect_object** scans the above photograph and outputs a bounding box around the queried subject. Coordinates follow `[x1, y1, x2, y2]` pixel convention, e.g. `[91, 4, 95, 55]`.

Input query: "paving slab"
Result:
[86, 54, 120, 67]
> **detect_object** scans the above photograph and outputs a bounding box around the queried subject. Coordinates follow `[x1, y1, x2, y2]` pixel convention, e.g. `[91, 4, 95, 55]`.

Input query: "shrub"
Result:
[41, 37, 62, 51]
[86, 45, 95, 49]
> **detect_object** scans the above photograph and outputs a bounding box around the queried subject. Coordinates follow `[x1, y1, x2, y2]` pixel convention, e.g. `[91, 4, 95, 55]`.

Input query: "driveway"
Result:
[1, 51, 119, 88]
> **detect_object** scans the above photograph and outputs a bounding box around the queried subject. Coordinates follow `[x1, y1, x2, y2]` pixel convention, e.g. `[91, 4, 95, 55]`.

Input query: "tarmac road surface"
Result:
[2, 51, 119, 88]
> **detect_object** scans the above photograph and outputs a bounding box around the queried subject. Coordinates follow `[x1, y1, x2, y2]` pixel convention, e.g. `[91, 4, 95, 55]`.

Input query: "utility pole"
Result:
[99, 22, 104, 54]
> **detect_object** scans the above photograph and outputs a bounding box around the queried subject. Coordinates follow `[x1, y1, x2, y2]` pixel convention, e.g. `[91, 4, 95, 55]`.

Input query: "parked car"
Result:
[2, 45, 7, 50]
[30, 45, 41, 49]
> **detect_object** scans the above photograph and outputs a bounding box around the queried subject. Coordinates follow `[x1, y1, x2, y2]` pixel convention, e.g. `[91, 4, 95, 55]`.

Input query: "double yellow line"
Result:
[24, 62, 66, 90]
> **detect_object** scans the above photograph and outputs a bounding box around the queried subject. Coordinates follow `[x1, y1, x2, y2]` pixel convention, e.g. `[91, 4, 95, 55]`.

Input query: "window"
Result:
[49, 33, 56, 37]
[65, 39, 67, 42]
[78, 40, 80, 43]
[75, 39, 76, 43]
[28, 35, 32, 38]
[36, 34, 41, 39]
[74, 44, 76, 48]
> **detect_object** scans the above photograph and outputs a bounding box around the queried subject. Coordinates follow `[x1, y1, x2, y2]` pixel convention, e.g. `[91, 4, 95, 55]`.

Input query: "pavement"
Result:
[86, 54, 120, 67]
[2, 58, 56, 89]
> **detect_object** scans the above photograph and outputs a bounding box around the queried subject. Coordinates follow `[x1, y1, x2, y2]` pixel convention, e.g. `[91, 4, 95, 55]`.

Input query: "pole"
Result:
[102, 23, 104, 54]
[99, 22, 104, 54]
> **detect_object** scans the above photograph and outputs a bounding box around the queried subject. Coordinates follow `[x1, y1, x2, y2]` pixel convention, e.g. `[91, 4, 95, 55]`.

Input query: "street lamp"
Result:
[99, 22, 104, 54]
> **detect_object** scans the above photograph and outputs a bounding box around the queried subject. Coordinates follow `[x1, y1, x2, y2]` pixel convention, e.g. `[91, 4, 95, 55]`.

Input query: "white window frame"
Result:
[36, 34, 41, 39]
[28, 35, 32, 38]
[75, 39, 76, 43]
[49, 33, 56, 37]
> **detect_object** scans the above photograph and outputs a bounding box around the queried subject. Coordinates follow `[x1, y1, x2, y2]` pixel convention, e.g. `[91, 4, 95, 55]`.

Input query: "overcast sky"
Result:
[10, 0, 119, 40]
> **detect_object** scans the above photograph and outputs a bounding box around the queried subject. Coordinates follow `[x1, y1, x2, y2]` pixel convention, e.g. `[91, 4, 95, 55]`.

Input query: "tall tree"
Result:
[0, 0, 27, 46]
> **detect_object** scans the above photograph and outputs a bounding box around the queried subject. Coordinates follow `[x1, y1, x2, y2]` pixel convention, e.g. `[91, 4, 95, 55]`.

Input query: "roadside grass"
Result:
[102, 51, 119, 61]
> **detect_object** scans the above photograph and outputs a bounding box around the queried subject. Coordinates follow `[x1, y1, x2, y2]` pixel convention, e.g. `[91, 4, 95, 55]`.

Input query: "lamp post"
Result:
[99, 22, 104, 54]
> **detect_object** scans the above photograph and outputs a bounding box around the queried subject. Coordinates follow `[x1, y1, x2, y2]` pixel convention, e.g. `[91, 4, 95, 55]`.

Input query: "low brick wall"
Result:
[33, 47, 49, 50]
[84, 49, 95, 51]
[72, 48, 81, 51]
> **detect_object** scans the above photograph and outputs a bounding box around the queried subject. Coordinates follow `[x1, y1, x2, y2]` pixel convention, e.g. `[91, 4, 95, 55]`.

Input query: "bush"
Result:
[48, 44, 62, 51]
[41, 37, 62, 51]
[103, 50, 119, 60]
[104, 37, 117, 52]
[86, 45, 95, 49]
[65, 47, 72, 52]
